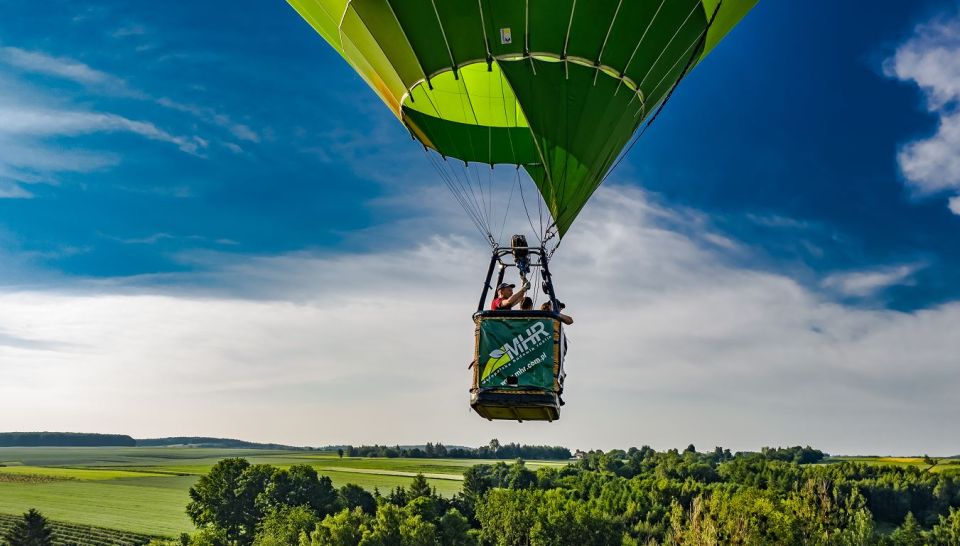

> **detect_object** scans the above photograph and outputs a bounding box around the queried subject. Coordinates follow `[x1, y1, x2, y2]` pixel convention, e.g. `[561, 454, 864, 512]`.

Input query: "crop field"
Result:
[0, 512, 159, 546]
[0, 447, 564, 537]
[826, 456, 960, 475]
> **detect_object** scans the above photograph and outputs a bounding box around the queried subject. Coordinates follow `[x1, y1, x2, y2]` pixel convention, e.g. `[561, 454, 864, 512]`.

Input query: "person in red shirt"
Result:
[490, 281, 529, 310]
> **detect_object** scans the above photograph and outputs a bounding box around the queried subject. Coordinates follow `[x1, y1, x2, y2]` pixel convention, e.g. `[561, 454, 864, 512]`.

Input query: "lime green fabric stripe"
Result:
[700, 0, 760, 59]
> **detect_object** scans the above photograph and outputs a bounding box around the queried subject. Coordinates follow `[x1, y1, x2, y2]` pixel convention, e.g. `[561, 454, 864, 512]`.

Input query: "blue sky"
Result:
[2, 1, 960, 453]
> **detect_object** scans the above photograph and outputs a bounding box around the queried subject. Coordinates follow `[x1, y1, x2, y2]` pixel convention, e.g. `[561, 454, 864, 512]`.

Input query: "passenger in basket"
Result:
[541, 301, 573, 325]
[490, 280, 529, 310]
[520, 296, 534, 310]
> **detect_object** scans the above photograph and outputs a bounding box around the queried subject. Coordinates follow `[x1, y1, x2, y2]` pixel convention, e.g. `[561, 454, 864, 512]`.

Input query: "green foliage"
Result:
[890, 512, 924, 546]
[0, 432, 135, 448]
[338, 484, 377, 515]
[257, 465, 338, 517]
[928, 507, 960, 545]
[437, 510, 476, 546]
[344, 441, 570, 460]
[186, 458, 272, 545]
[305, 508, 371, 546]
[3, 509, 54, 546]
[475, 489, 620, 546]
[252, 506, 318, 546]
[406, 474, 433, 501]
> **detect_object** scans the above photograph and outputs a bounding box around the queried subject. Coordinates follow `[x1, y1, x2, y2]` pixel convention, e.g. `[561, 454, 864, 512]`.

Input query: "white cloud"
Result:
[1, 187, 958, 454]
[897, 113, 960, 194]
[885, 12, 960, 212]
[0, 107, 206, 154]
[950, 195, 960, 214]
[821, 263, 922, 297]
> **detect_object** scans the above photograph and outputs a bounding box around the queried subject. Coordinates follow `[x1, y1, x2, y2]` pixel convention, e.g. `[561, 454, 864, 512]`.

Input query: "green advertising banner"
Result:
[478, 318, 555, 390]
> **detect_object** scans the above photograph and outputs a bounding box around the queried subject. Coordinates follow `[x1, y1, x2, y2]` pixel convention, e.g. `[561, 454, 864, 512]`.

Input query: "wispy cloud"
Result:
[112, 24, 147, 39]
[0, 46, 259, 147]
[155, 97, 259, 143]
[821, 263, 923, 297]
[884, 11, 960, 213]
[0, 107, 206, 154]
[0, 46, 134, 95]
[0, 180, 33, 199]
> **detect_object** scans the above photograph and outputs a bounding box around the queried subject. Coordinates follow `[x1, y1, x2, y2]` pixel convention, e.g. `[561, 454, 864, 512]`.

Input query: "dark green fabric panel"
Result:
[565, 0, 620, 63]
[623, 0, 706, 92]
[597, 1, 692, 74]
[527, 0, 574, 55]
[479, 0, 525, 58]
[403, 107, 539, 165]
[503, 60, 648, 235]
[386, 0, 456, 78]
[431, 0, 489, 69]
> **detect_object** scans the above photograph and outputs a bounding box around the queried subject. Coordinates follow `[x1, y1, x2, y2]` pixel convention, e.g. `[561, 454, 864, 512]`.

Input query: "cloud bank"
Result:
[1, 187, 958, 454]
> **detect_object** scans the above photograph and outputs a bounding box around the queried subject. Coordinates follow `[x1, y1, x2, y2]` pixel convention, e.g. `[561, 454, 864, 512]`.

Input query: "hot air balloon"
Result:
[288, 0, 758, 421]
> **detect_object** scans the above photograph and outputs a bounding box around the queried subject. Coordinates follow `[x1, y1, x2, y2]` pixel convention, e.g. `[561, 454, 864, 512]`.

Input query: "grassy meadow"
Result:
[0, 447, 564, 537]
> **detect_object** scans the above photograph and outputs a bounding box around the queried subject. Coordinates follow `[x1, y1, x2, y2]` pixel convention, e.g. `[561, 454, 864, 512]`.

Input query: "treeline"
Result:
[345, 440, 571, 460]
[0, 432, 135, 447]
[135, 437, 304, 450]
[152, 445, 960, 546]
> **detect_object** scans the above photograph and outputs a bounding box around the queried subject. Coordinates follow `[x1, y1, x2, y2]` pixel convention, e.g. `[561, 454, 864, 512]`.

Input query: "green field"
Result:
[0, 447, 564, 537]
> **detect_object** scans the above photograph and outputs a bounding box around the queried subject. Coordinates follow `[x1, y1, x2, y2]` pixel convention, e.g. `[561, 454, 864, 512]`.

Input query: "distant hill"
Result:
[134, 437, 308, 450]
[0, 432, 309, 450]
[0, 432, 136, 447]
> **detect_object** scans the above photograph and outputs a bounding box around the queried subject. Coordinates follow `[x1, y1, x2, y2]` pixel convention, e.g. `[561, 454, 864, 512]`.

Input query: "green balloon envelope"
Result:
[288, 0, 758, 236]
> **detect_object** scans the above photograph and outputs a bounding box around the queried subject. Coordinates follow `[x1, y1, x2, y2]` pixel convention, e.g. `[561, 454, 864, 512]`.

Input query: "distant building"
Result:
[574, 450, 587, 459]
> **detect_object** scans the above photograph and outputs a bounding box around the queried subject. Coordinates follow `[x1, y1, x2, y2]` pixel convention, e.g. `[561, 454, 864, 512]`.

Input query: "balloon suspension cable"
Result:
[516, 166, 543, 247]
[498, 173, 517, 244]
[423, 146, 498, 248]
[605, 0, 724, 179]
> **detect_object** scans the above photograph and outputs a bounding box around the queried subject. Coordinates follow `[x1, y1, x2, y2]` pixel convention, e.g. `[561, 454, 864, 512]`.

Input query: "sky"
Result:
[1, 0, 959, 455]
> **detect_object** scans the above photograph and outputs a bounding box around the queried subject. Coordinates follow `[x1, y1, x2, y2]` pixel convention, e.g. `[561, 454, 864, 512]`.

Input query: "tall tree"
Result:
[408, 474, 433, 500]
[187, 458, 273, 545]
[338, 483, 377, 515]
[257, 464, 337, 517]
[3, 509, 54, 546]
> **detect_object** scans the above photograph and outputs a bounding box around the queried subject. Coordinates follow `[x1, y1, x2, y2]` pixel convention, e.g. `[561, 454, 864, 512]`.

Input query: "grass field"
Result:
[0, 447, 565, 537]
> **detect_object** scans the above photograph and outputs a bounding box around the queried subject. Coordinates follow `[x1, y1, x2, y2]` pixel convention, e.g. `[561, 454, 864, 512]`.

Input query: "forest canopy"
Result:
[151, 445, 960, 546]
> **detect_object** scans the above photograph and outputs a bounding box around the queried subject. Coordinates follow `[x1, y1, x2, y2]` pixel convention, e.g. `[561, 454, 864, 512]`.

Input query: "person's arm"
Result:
[503, 283, 529, 308]
[557, 312, 573, 325]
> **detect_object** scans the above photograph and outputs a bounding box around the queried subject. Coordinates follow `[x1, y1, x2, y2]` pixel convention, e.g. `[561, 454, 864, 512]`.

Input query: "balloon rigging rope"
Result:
[424, 148, 494, 246]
